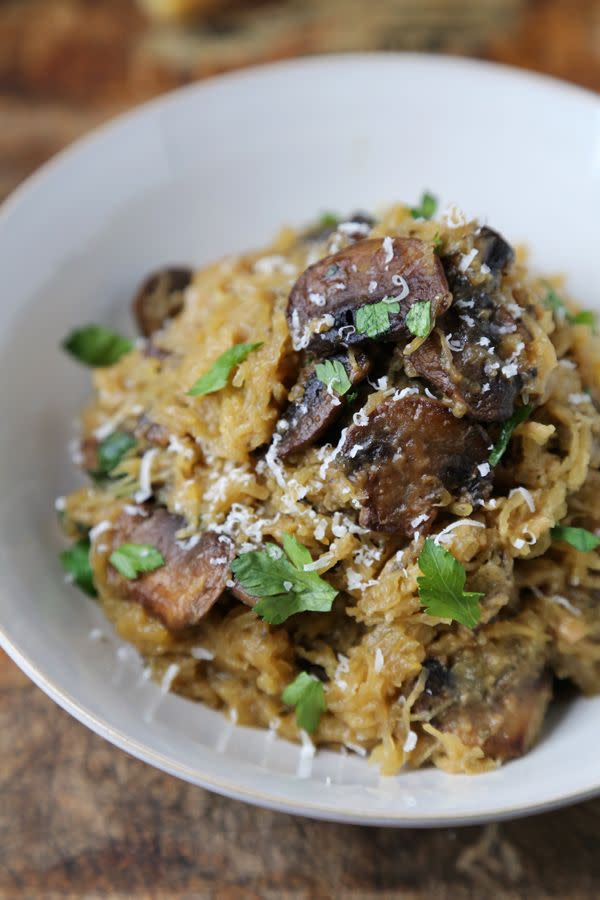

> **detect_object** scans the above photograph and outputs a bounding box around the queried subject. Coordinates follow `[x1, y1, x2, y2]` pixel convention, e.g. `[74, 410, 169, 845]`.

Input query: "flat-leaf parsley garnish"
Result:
[410, 191, 438, 220]
[544, 286, 596, 330]
[109, 543, 165, 580]
[187, 342, 263, 397]
[318, 211, 339, 229]
[96, 432, 137, 476]
[551, 525, 600, 552]
[489, 404, 533, 466]
[315, 359, 352, 397]
[62, 325, 133, 367]
[406, 300, 432, 338]
[355, 299, 400, 339]
[231, 533, 338, 625]
[417, 537, 483, 629]
[282, 672, 326, 733]
[60, 538, 96, 597]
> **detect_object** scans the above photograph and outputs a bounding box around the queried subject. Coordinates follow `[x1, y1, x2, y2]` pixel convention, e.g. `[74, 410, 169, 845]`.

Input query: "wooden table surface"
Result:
[2, 1, 600, 896]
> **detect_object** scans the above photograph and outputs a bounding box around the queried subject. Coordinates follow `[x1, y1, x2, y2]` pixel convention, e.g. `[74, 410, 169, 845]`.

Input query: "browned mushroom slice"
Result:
[415, 636, 552, 762]
[475, 226, 515, 276]
[230, 579, 258, 608]
[287, 237, 451, 352]
[341, 394, 492, 536]
[409, 272, 527, 422]
[277, 350, 371, 458]
[105, 508, 234, 631]
[133, 267, 192, 337]
[134, 416, 170, 448]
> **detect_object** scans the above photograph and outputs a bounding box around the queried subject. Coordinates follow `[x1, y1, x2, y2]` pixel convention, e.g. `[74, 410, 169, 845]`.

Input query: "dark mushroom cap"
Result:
[277, 350, 371, 458]
[104, 507, 233, 631]
[287, 237, 451, 353]
[342, 394, 492, 536]
[133, 267, 193, 337]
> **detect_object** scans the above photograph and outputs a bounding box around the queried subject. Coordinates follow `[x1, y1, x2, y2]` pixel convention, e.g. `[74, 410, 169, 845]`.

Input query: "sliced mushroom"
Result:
[287, 237, 451, 353]
[475, 226, 515, 276]
[104, 507, 234, 631]
[134, 416, 170, 448]
[230, 579, 258, 608]
[341, 394, 492, 536]
[415, 635, 551, 762]
[277, 350, 371, 458]
[409, 262, 528, 422]
[133, 267, 192, 337]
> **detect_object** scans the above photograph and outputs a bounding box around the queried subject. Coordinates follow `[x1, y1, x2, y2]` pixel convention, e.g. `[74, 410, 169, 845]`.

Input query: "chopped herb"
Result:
[410, 191, 438, 220]
[489, 404, 533, 466]
[406, 300, 432, 338]
[62, 325, 133, 367]
[346, 391, 358, 404]
[325, 264, 340, 279]
[109, 543, 165, 579]
[96, 432, 137, 476]
[433, 232, 443, 253]
[60, 538, 96, 597]
[570, 310, 596, 328]
[319, 211, 339, 229]
[417, 537, 483, 628]
[282, 672, 326, 733]
[551, 525, 600, 552]
[315, 359, 352, 396]
[544, 286, 596, 330]
[187, 341, 263, 397]
[231, 533, 338, 625]
[355, 299, 400, 338]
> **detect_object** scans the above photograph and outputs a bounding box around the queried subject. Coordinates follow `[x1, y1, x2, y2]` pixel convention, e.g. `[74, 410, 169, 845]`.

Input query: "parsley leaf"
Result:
[282, 672, 326, 733]
[433, 232, 443, 253]
[355, 300, 400, 338]
[62, 325, 133, 367]
[60, 538, 96, 597]
[406, 300, 432, 338]
[187, 342, 263, 397]
[417, 537, 483, 628]
[489, 404, 533, 466]
[231, 533, 338, 625]
[570, 310, 596, 328]
[410, 191, 438, 220]
[551, 525, 600, 552]
[109, 543, 165, 579]
[314, 359, 352, 396]
[318, 211, 339, 229]
[96, 432, 137, 475]
[544, 287, 596, 330]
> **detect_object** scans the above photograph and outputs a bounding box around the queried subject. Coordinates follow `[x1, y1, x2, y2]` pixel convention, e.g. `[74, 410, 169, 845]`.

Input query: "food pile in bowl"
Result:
[58, 194, 600, 774]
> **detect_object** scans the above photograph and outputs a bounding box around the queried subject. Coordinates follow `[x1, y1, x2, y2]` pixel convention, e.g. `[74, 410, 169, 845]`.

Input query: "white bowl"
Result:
[1, 54, 599, 827]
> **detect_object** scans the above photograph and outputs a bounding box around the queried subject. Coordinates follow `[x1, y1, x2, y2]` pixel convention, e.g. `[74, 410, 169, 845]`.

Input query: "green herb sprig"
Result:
[551, 525, 600, 552]
[282, 672, 326, 733]
[489, 405, 533, 466]
[231, 534, 337, 625]
[417, 537, 483, 628]
[62, 325, 133, 367]
[355, 299, 400, 339]
[314, 359, 352, 397]
[187, 342, 262, 397]
[60, 538, 96, 597]
[109, 543, 165, 579]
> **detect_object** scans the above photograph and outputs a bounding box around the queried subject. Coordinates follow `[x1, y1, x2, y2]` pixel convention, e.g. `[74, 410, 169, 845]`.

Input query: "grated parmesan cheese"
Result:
[374, 647, 384, 673]
[382, 236, 394, 265]
[135, 448, 158, 503]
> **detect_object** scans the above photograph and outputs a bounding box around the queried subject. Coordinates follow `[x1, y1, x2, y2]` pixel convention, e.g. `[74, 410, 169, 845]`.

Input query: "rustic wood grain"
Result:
[2, 1, 600, 896]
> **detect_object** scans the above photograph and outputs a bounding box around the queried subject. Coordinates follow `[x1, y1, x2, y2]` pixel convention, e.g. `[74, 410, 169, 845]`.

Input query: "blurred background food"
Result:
[0, 0, 598, 200]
